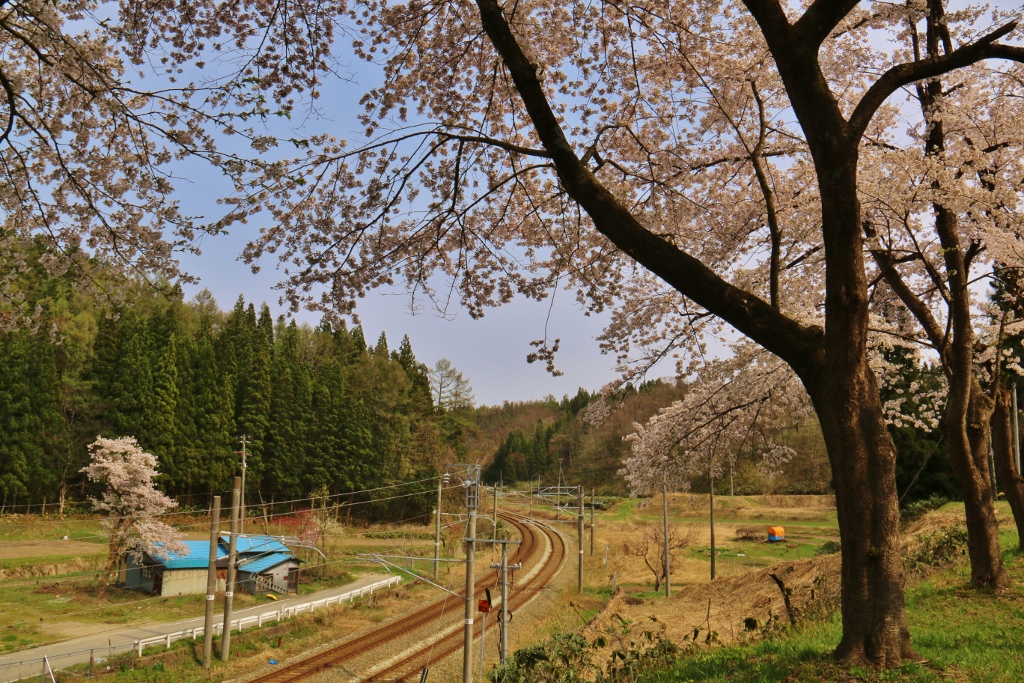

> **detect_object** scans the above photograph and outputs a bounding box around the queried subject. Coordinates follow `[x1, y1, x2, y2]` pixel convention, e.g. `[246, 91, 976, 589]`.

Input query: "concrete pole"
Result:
[1014, 384, 1021, 474]
[662, 481, 671, 597]
[221, 477, 240, 661]
[499, 533, 509, 664]
[202, 496, 221, 669]
[492, 484, 498, 540]
[590, 487, 595, 556]
[577, 486, 584, 595]
[463, 478, 478, 683]
[434, 478, 443, 581]
[709, 477, 716, 581]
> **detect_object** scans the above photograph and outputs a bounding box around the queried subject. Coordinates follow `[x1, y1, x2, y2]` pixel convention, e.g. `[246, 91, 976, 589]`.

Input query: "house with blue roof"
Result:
[121, 535, 302, 597]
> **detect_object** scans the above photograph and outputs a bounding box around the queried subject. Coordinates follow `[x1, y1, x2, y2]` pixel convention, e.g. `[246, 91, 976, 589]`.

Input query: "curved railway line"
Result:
[245, 510, 567, 683]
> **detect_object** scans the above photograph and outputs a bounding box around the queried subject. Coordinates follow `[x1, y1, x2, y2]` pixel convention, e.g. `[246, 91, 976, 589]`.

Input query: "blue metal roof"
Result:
[152, 541, 226, 569]
[237, 553, 295, 574]
[220, 534, 290, 553]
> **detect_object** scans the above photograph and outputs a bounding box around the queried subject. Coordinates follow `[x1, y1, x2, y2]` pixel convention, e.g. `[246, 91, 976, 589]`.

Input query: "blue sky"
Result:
[170, 159, 631, 407]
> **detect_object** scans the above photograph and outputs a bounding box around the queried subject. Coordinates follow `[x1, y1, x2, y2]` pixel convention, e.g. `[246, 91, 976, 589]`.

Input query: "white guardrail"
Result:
[133, 575, 401, 656]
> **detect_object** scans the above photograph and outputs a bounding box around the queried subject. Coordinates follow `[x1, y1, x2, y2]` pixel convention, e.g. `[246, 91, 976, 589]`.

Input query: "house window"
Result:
[141, 566, 154, 580]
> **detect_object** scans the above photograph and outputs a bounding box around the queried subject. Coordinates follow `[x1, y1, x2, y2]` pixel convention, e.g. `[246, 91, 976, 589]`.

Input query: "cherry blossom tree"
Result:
[132, 0, 1024, 664]
[859, 2, 1024, 589]
[81, 436, 187, 593]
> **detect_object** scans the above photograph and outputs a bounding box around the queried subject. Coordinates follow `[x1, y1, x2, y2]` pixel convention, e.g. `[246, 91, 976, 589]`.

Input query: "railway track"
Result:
[245, 511, 565, 683]
[360, 512, 567, 682]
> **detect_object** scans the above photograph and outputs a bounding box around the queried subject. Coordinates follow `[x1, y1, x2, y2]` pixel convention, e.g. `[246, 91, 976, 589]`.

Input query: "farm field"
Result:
[4, 494, 1019, 683]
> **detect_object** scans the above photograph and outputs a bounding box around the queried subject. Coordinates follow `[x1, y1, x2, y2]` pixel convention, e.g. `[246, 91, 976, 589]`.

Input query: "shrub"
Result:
[815, 540, 840, 556]
[900, 494, 950, 526]
[904, 524, 969, 574]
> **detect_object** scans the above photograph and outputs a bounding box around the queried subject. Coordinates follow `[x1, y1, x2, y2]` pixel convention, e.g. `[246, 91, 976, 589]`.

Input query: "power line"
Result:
[0, 476, 446, 530]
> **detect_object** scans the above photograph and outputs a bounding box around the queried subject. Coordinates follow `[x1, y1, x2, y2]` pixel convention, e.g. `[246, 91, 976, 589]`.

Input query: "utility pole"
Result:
[662, 481, 670, 598]
[590, 487, 595, 556]
[235, 436, 249, 535]
[202, 496, 221, 669]
[709, 476, 716, 581]
[435, 474, 445, 581]
[577, 486, 584, 595]
[463, 468, 479, 683]
[490, 532, 520, 666]
[556, 466, 561, 521]
[492, 482, 498, 541]
[1014, 384, 1021, 474]
[221, 477, 240, 661]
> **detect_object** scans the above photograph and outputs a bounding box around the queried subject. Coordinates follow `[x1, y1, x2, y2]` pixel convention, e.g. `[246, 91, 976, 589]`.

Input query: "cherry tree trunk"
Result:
[942, 384, 1007, 588]
[801, 160, 914, 666]
[992, 387, 1024, 551]
[806, 368, 914, 666]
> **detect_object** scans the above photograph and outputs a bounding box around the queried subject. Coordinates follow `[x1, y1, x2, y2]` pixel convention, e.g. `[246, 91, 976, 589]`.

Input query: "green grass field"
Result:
[641, 545, 1024, 683]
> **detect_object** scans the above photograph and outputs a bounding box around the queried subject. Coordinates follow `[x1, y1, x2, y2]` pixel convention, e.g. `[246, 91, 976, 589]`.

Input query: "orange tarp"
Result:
[767, 526, 785, 537]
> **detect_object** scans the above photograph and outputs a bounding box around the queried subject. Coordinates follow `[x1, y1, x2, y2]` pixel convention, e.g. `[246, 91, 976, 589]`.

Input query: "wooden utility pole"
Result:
[236, 437, 249, 535]
[202, 496, 221, 668]
[590, 487, 595, 556]
[463, 469, 479, 683]
[577, 486, 584, 594]
[221, 477, 240, 660]
[662, 482, 670, 598]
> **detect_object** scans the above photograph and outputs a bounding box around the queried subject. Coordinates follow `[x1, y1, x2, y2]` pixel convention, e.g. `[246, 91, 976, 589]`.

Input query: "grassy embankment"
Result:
[642, 537, 1024, 682]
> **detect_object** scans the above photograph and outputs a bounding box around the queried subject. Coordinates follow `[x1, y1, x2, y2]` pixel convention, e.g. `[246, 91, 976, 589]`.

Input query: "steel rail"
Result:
[360, 512, 567, 682]
[243, 513, 555, 683]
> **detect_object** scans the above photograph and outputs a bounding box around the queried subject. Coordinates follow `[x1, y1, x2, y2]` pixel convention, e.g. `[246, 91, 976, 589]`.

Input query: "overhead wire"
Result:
[0, 487, 463, 586]
[0, 475, 445, 529]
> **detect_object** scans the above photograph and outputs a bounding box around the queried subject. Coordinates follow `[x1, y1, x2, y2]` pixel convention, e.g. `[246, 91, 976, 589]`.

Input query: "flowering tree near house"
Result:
[81, 437, 187, 594]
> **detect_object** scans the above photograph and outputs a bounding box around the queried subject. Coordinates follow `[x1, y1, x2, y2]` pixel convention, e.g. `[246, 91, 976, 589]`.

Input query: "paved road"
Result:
[0, 573, 393, 682]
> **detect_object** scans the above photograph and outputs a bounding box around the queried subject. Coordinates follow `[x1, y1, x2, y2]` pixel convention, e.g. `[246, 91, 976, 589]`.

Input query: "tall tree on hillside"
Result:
[190, 331, 236, 492]
[108, 313, 154, 442]
[148, 335, 181, 485]
[0, 331, 63, 509]
[429, 359, 475, 412]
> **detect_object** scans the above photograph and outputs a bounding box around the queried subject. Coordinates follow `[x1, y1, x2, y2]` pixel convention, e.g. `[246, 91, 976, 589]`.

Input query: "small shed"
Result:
[767, 526, 786, 543]
[122, 535, 302, 597]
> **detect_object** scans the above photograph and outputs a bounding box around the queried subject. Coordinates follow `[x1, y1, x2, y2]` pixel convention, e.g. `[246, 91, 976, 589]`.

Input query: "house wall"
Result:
[238, 561, 300, 594]
[159, 569, 208, 597]
[123, 555, 154, 593]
